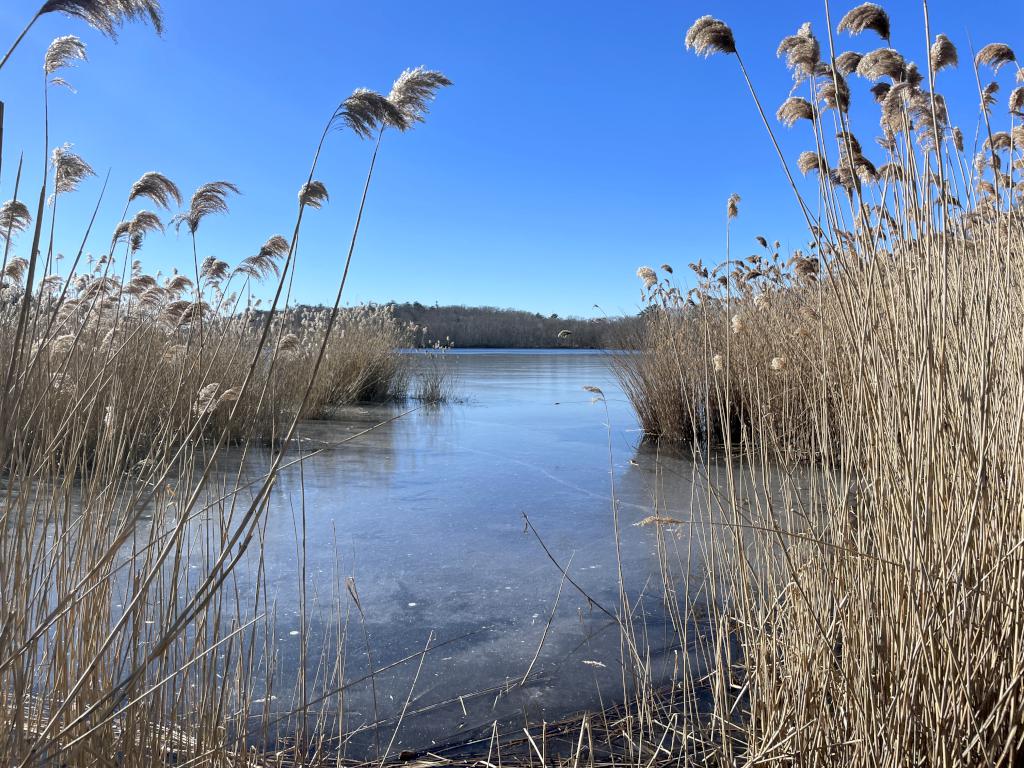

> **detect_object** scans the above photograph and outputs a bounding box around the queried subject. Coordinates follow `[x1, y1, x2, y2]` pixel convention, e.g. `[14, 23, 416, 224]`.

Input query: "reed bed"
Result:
[613, 2, 1024, 764]
[0, 2, 452, 765]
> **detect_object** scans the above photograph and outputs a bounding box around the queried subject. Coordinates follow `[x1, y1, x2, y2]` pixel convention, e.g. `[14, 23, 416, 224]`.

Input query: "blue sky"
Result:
[0, 1, 1020, 317]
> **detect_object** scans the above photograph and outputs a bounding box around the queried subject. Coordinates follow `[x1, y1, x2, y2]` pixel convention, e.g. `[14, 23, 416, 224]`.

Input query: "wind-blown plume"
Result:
[856, 48, 906, 81]
[51, 144, 95, 196]
[234, 235, 288, 280]
[797, 151, 825, 175]
[975, 43, 1016, 73]
[727, 193, 741, 219]
[3, 257, 30, 283]
[777, 23, 820, 78]
[129, 171, 182, 210]
[335, 89, 406, 138]
[930, 34, 957, 73]
[836, 51, 863, 76]
[870, 82, 891, 102]
[777, 96, 815, 126]
[200, 256, 229, 282]
[0, 200, 32, 240]
[685, 16, 736, 57]
[38, 0, 164, 39]
[172, 181, 239, 234]
[298, 180, 329, 209]
[44, 35, 86, 75]
[837, 3, 891, 41]
[387, 67, 452, 128]
[1010, 87, 1024, 117]
[817, 68, 851, 111]
[113, 209, 163, 246]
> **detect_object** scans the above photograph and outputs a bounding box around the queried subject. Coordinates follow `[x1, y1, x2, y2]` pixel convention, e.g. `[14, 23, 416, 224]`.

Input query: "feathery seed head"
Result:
[930, 34, 957, 73]
[855, 48, 906, 81]
[299, 180, 329, 209]
[837, 3, 891, 41]
[797, 151, 824, 175]
[129, 172, 182, 210]
[636, 266, 657, 289]
[727, 193, 741, 219]
[1009, 87, 1024, 116]
[777, 23, 820, 78]
[777, 96, 815, 126]
[712, 354, 723, 372]
[685, 16, 736, 57]
[387, 67, 452, 128]
[770, 356, 788, 371]
[38, 0, 164, 39]
[731, 314, 745, 334]
[337, 88, 407, 138]
[44, 35, 86, 75]
[975, 43, 1016, 73]
[0, 200, 32, 240]
[835, 51, 863, 76]
[172, 181, 239, 234]
[51, 144, 95, 196]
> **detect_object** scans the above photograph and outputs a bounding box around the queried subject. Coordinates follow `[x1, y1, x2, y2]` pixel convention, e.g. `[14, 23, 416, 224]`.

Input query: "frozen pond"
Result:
[216, 350, 709, 757]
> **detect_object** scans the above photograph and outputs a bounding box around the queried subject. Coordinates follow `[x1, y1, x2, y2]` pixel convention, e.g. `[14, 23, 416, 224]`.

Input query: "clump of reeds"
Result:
[0, 5, 451, 765]
[615, 4, 1024, 765]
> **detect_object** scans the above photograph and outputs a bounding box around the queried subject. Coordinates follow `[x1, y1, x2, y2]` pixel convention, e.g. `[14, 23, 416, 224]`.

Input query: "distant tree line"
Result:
[390, 302, 641, 349]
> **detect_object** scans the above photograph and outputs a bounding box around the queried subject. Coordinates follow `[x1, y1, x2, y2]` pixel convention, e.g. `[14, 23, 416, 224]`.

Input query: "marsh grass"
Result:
[0, 4, 452, 764]
[610, 3, 1024, 765]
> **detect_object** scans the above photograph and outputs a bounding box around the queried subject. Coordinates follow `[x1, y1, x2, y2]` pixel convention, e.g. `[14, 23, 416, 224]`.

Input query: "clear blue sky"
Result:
[0, 1, 1019, 317]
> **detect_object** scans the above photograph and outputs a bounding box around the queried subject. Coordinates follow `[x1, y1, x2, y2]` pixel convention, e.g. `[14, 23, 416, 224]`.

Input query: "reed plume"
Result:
[51, 143, 95, 195]
[0, 200, 32, 239]
[129, 171, 182, 210]
[837, 2, 891, 42]
[836, 51, 863, 76]
[727, 193, 741, 219]
[387, 66, 453, 127]
[38, 0, 163, 38]
[172, 181, 240, 234]
[777, 23, 820, 78]
[298, 180, 329, 209]
[930, 33, 958, 73]
[335, 88, 406, 138]
[975, 43, 1016, 73]
[44, 34, 86, 75]
[777, 96, 815, 126]
[684, 16, 736, 57]
[855, 47, 906, 81]
[234, 235, 288, 280]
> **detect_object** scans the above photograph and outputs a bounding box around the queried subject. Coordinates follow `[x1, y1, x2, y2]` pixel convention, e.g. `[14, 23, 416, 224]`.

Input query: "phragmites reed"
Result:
[172, 181, 240, 234]
[235, 235, 288, 280]
[727, 192, 741, 219]
[684, 15, 736, 57]
[777, 22, 820, 78]
[975, 43, 1017, 72]
[837, 2, 891, 41]
[38, 0, 164, 38]
[637, 266, 658, 289]
[930, 33, 958, 73]
[777, 96, 815, 126]
[0, 200, 32, 239]
[835, 50, 863, 76]
[336, 88, 406, 138]
[855, 47, 906, 81]
[128, 171, 182, 209]
[298, 180, 329, 209]
[51, 143, 95, 195]
[387, 66, 453, 126]
[817, 68, 851, 111]
[1010, 87, 1024, 116]
[44, 34, 85, 74]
